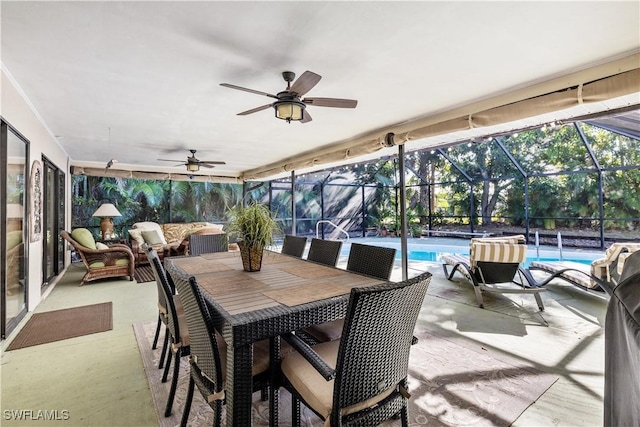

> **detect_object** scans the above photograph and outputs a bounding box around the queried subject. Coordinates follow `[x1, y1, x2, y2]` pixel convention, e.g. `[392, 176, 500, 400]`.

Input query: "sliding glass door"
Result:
[42, 157, 65, 288]
[1, 120, 29, 339]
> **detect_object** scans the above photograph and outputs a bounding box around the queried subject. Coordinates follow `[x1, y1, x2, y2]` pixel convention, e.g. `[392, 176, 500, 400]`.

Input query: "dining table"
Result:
[164, 249, 383, 427]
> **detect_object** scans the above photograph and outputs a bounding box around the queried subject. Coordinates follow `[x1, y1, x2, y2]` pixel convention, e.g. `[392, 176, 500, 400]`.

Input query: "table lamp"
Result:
[92, 203, 122, 240]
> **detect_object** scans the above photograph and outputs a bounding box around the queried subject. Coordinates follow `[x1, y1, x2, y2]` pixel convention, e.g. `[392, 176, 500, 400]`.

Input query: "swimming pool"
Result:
[337, 240, 600, 267]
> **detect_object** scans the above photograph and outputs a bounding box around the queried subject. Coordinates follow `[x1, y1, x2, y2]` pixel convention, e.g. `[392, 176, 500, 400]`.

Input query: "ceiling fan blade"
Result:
[200, 163, 216, 169]
[220, 83, 278, 99]
[237, 104, 272, 116]
[199, 161, 226, 165]
[304, 97, 358, 108]
[289, 71, 321, 96]
[158, 158, 186, 162]
[301, 110, 313, 123]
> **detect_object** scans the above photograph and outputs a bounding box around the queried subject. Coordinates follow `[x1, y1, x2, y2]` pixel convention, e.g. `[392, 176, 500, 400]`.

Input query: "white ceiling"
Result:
[2, 1, 639, 180]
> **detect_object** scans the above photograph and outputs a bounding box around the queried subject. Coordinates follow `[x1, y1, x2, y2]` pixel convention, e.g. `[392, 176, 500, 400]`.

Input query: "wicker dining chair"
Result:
[188, 233, 229, 256]
[280, 271, 432, 427]
[142, 244, 171, 370]
[281, 234, 307, 258]
[170, 273, 272, 427]
[304, 243, 397, 343]
[306, 238, 343, 267]
[346, 242, 397, 280]
[146, 247, 190, 417]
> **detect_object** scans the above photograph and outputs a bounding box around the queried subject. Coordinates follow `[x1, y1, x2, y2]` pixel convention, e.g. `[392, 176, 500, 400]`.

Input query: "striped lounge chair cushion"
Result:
[470, 242, 527, 269]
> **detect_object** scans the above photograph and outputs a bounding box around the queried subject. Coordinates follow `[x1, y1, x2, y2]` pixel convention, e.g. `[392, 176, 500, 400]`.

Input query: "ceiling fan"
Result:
[220, 70, 357, 123]
[157, 149, 225, 172]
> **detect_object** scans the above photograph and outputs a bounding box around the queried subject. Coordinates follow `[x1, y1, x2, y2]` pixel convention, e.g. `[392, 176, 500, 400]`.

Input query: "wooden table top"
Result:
[166, 250, 380, 316]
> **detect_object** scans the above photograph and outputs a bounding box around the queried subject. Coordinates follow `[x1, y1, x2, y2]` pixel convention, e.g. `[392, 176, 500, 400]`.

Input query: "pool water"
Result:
[404, 250, 591, 266]
[336, 241, 599, 267]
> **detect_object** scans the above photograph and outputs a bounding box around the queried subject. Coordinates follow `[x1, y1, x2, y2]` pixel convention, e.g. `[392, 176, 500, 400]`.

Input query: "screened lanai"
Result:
[72, 107, 640, 254]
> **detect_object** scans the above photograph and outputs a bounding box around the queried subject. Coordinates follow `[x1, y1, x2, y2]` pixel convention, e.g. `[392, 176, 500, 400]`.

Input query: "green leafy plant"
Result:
[226, 202, 279, 249]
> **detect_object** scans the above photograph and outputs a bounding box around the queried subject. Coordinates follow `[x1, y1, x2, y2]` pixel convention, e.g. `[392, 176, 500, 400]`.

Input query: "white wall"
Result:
[1, 66, 70, 311]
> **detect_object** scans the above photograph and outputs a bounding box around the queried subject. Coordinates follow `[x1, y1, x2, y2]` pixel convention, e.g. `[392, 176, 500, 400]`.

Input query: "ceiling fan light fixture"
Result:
[186, 163, 200, 172]
[274, 99, 305, 123]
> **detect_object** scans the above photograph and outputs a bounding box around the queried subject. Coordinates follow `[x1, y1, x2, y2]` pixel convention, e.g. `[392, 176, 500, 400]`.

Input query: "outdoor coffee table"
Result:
[165, 250, 381, 427]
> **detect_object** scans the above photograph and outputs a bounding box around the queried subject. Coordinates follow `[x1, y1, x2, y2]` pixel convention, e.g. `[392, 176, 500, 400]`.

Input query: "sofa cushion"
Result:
[89, 258, 130, 268]
[204, 222, 225, 231]
[142, 230, 164, 245]
[128, 229, 147, 246]
[71, 228, 97, 250]
[162, 223, 192, 244]
[96, 242, 109, 250]
[133, 221, 167, 244]
[184, 226, 225, 238]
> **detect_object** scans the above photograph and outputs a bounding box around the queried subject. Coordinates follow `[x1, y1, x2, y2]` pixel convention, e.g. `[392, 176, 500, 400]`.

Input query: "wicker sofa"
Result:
[128, 221, 225, 266]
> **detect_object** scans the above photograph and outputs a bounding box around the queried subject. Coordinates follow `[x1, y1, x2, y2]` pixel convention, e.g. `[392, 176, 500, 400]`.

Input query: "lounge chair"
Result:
[529, 242, 640, 295]
[441, 235, 545, 310]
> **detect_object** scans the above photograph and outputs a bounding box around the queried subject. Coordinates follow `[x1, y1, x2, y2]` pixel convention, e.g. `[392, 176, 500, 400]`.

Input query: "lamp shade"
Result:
[92, 203, 122, 218]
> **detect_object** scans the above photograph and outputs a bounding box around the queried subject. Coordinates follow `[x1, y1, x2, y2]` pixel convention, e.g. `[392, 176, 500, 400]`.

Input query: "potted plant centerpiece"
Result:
[227, 202, 279, 272]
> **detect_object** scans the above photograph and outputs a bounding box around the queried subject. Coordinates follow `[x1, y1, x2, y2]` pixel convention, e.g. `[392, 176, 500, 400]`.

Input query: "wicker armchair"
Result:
[280, 271, 432, 427]
[170, 273, 271, 427]
[281, 234, 307, 258]
[187, 233, 228, 256]
[306, 238, 342, 267]
[146, 247, 190, 417]
[304, 243, 396, 343]
[61, 230, 134, 285]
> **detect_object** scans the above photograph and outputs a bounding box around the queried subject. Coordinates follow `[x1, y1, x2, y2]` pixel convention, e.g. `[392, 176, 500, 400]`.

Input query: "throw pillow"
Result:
[96, 242, 109, 250]
[71, 228, 97, 250]
[132, 221, 167, 244]
[141, 230, 163, 245]
[128, 229, 147, 245]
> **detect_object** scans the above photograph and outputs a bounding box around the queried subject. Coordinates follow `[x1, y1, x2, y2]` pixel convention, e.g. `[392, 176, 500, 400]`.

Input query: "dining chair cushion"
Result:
[71, 228, 97, 250]
[281, 339, 395, 423]
[304, 319, 343, 343]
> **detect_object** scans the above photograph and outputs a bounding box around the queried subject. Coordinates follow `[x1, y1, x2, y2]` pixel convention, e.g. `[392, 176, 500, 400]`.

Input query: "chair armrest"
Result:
[282, 332, 336, 381]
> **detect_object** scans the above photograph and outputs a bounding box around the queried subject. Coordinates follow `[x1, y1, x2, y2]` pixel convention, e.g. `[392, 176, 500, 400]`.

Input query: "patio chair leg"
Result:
[152, 315, 162, 349]
[535, 293, 545, 311]
[473, 286, 485, 308]
[158, 329, 169, 369]
[162, 348, 173, 383]
[164, 348, 181, 417]
[180, 376, 194, 427]
[291, 394, 301, 427]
